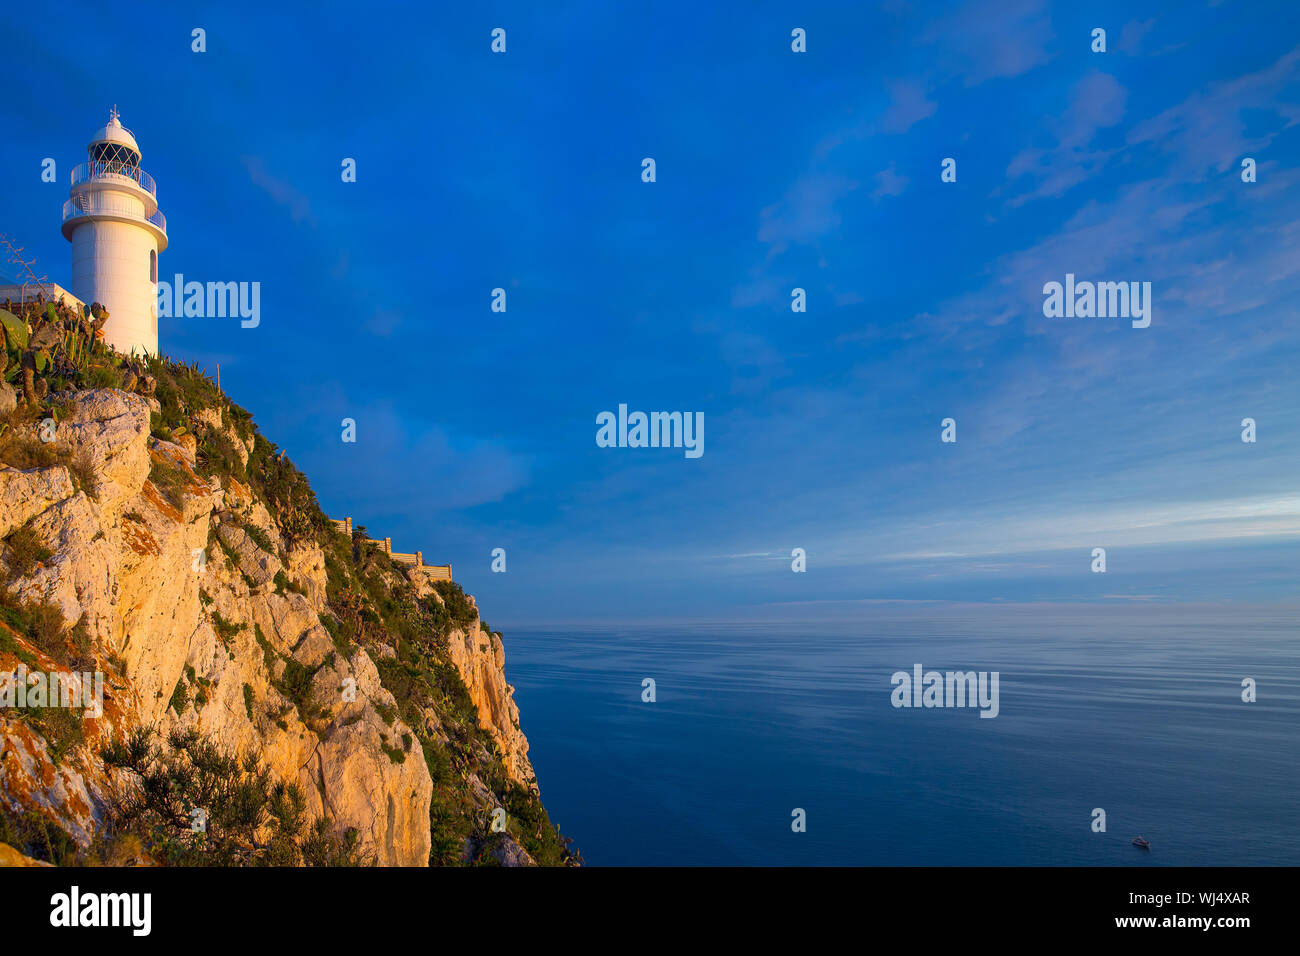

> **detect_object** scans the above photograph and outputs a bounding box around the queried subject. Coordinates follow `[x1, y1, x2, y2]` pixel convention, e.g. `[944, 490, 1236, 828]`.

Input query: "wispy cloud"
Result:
[920, 0, 1055, 86]
[755, 171, 858, 254]
[878, 495, 1300, 563]
[1117, 18, 1157, 55]
[1127, 46, 1300, 179]
[241, 155, 317, 227]
[1004, 71, 1127, 207]
[871, 163, 909, 201]
[879, 79, 937, 133]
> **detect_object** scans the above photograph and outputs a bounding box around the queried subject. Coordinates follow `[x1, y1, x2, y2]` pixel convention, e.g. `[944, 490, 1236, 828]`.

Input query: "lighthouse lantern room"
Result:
[61, 108, 167, 356]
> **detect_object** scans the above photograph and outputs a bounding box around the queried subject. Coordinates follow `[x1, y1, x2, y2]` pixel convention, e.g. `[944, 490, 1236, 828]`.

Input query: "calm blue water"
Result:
[503, 607, 1300, 865]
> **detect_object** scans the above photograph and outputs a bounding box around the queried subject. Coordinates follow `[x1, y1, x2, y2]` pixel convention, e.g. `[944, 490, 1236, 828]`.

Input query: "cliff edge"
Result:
[0, 314, 573, 866]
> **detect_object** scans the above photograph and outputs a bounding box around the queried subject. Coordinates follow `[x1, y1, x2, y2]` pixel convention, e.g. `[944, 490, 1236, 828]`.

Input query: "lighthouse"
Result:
[61, 108, 167, 356]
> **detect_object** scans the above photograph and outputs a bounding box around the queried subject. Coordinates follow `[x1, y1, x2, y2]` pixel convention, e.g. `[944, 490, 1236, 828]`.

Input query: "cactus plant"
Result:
[0, 308, 27, 350]
[5, 295, 160, 402]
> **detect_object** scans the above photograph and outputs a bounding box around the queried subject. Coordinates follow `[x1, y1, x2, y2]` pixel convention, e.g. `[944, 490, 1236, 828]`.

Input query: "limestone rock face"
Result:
[194, 407, 222, 432]
[283, 543, 327, 607]
[489, 834, 536, 867]
[175, 433, 197, 462]
[444, 618, 536, 789]
[58, 388, 151, 516]
[216, 522, 282, 588]
[0, 389, 436, 866]
[0, 464, 74, 538]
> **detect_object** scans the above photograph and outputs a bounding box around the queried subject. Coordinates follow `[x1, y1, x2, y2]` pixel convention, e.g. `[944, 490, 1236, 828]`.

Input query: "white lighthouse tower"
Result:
[61, 108, 167, 356]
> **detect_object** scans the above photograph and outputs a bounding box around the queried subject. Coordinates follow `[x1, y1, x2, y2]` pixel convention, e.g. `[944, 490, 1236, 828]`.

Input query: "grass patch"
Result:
[148, 456, 190, 510]
[380, 737, 406, 764]
[0, 434, 63, 471]
[0, 588, 91, 668]
[252, 623, 277, 672]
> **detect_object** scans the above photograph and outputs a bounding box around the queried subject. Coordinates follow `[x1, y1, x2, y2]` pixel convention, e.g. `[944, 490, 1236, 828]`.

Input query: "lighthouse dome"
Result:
[87, 108, 141, 164]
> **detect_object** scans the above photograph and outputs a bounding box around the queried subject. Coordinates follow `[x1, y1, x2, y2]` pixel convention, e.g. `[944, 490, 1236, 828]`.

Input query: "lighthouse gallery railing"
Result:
[63, 194, 166, 233]
[70, 160, 157, 198]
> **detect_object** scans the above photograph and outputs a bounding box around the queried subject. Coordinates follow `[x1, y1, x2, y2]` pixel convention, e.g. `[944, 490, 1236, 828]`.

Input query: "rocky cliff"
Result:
[0, 358, 572, 866]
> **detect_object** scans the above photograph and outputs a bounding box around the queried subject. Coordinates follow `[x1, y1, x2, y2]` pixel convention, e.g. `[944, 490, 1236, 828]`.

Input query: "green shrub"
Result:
[19, 705, 86, 765]
[66, 616, 93, 669]
[319, 614, 353, 657]
[3, 522, 53, 578]
[433, 581, 478, 632]
[196, 425, 246, 484]
[276, 658, 318, 720]
[243, 522, 276, 556]
[168, 679, 188, 714]
[211, 612, 243, 642]
[274, 569, 306, 598]
[0, 803, 79, 865]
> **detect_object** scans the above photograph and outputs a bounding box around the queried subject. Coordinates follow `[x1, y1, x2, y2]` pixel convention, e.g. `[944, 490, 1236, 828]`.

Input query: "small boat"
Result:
[1132, 836, 1150, 849]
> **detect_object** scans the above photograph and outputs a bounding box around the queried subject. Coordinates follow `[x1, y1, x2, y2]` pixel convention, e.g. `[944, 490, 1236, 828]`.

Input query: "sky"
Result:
[2, 1, 1298, 623]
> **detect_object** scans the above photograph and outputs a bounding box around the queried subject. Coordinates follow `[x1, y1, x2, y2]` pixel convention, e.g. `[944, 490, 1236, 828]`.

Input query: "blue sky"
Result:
[2, 1, 1298, 622]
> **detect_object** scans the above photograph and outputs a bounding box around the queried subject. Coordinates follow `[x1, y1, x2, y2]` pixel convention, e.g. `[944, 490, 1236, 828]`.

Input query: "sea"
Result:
[503, 606, 1300, 866]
